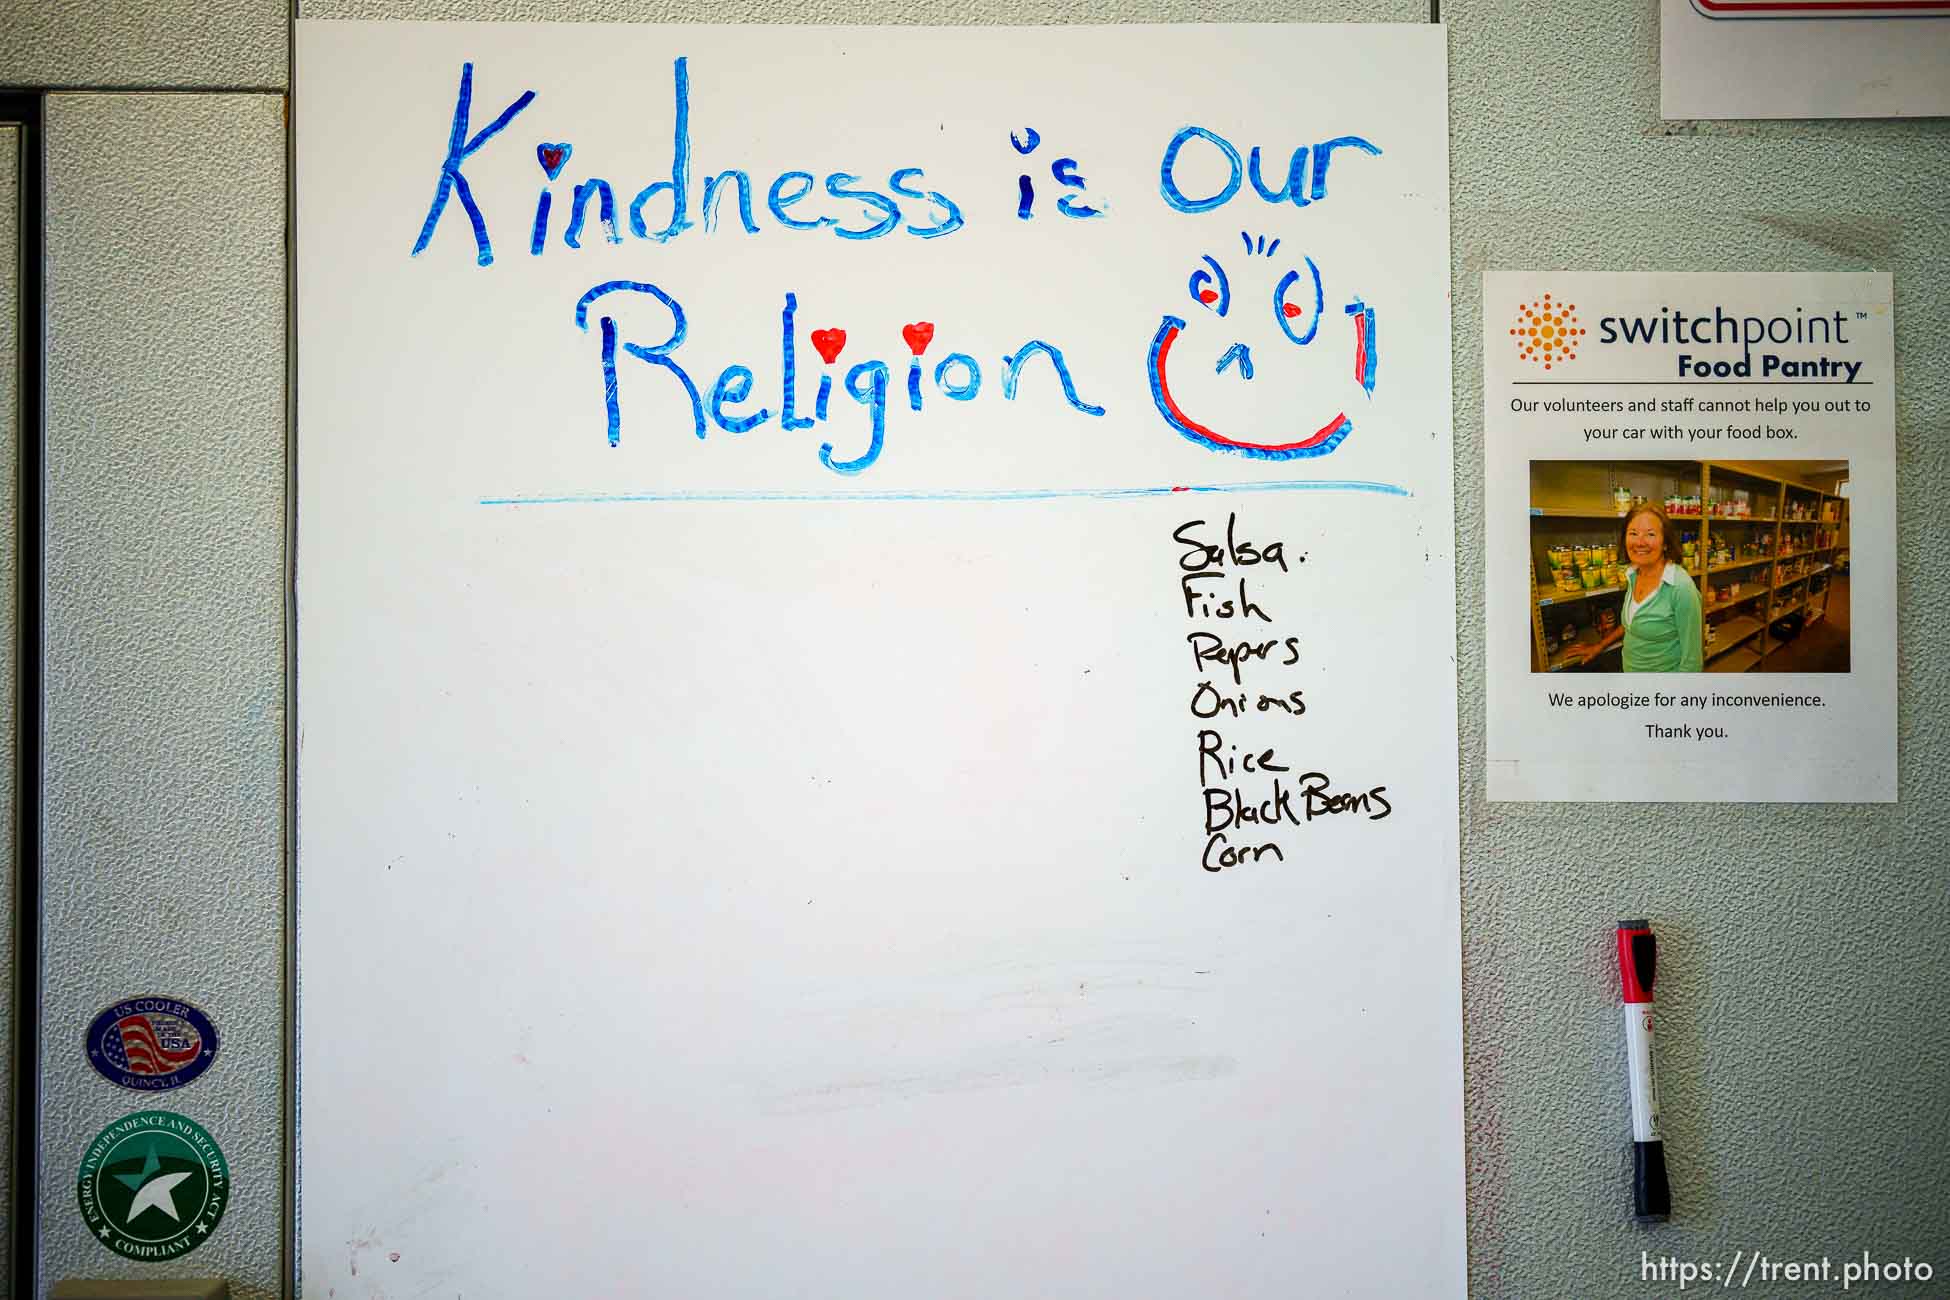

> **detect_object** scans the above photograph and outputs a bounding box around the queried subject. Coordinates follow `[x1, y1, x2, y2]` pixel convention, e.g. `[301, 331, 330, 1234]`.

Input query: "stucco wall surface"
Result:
[0, 3, 286, 90]
[302, 0, 1421, 23]
[39, 93, 284, 1300]
[1448, 2, 1950, 1297]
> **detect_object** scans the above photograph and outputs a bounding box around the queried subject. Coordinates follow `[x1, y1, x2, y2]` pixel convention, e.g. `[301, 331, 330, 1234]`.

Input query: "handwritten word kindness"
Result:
[407, 56, 1387, 472]
[412, 59, 964, 264]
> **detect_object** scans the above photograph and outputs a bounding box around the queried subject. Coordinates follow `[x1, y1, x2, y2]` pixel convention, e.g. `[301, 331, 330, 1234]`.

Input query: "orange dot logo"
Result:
[1509, 293, 1585, 370]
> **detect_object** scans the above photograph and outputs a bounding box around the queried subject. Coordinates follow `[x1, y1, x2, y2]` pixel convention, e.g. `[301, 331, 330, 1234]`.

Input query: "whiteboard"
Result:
[296, 21, 1461, 1297]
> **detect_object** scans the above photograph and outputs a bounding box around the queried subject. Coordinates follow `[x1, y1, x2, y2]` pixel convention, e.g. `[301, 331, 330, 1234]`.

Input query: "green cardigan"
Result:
[1621, 563, 1703, 673]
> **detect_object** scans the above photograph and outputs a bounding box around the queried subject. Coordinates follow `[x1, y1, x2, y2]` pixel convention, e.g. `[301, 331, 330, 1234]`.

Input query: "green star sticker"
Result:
[111, 1140, 162, 1191]
[76, 1112, 229, 1261]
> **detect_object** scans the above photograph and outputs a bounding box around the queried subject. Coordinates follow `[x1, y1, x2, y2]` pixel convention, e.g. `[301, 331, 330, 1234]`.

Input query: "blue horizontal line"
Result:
[479, 479, 1411, 506]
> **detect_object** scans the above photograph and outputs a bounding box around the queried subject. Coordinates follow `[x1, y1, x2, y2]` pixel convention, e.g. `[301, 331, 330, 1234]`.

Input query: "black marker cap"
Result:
[1633, 1140, 1671, 1222]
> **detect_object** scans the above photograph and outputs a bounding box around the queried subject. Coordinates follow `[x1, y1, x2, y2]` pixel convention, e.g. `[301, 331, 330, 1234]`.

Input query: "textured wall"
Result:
[1, 121, 17, 1300]
[1449, 2, 1950, 1296]
[40, 94, 284, 1300]
[0, 3, 285, 90]
[21, 4, 1950, 1298]
[303, 0, 1422, 23]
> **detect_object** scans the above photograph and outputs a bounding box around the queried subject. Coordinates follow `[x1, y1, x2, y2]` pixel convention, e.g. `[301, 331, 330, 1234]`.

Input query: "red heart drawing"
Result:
[810, 328, 847, 365]
[902, 322, 936, 356]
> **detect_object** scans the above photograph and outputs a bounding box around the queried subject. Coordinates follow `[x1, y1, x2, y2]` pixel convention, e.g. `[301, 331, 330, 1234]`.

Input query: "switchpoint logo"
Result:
[1510, 293, 1585, 370]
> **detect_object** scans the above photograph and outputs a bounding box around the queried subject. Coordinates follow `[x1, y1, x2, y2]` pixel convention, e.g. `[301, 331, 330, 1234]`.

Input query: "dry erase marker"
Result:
[1616, 919, 1670, 1222]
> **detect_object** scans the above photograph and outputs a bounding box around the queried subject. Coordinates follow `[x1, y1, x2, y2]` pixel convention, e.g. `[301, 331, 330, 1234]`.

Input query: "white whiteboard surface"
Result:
[296, 22, 1461, 1297]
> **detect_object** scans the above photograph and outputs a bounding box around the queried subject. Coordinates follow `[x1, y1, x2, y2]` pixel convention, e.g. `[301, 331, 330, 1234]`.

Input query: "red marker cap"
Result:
[1616, 919, 1656, 1004]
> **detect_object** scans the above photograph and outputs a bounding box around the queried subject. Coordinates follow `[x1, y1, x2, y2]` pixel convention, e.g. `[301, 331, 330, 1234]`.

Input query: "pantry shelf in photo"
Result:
[1534, 583, 1623, 609]
[1528, 459, 1847, 674]
[1529, 508, 1637, 520]
[1705, 590, 1767, 615]
[1706, 616, 1765, 658]
[1708, 647, 1763, 674]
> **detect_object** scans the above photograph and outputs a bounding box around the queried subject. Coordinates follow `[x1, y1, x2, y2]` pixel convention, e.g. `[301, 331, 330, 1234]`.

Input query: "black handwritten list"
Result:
[1177, 513, 1393, 873]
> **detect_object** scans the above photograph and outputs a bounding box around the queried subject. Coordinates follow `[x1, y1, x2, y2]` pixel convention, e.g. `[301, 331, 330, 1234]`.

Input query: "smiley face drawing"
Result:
[1146, 232, 1378, 460]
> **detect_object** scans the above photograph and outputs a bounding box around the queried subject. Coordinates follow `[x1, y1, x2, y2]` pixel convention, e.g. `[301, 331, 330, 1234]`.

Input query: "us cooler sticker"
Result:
[85, 997, 220, 1091]
[77, 1110, 229, 1260]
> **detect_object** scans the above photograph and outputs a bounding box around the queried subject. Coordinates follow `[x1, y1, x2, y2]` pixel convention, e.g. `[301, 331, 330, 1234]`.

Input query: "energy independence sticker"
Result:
[77, 1111, 229, 1260]
[84, 996, 220, 1091]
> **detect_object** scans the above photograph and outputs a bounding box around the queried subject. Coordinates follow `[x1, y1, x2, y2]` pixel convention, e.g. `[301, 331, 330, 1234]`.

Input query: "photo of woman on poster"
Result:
[1563, 503, 1703, 672]
[1525, 458, 1850, 676]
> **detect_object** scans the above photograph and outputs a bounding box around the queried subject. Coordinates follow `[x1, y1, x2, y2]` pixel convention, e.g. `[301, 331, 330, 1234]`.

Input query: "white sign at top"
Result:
[1663, 0, 1950, 118]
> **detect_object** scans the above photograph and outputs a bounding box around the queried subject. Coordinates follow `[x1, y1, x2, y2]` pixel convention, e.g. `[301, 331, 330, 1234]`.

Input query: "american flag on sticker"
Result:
[85, 997, 221, 1091]
[105, 1014, 202, 1073]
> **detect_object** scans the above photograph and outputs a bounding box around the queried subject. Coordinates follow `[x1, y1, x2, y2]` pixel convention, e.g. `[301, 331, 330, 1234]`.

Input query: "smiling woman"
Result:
[1563, 503, 1704, 672]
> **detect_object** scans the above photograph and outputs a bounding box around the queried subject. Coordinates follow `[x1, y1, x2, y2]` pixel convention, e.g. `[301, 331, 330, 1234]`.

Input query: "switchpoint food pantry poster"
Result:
[1484, 271, 1895, 803]
[297, 23, 1464, 1298]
